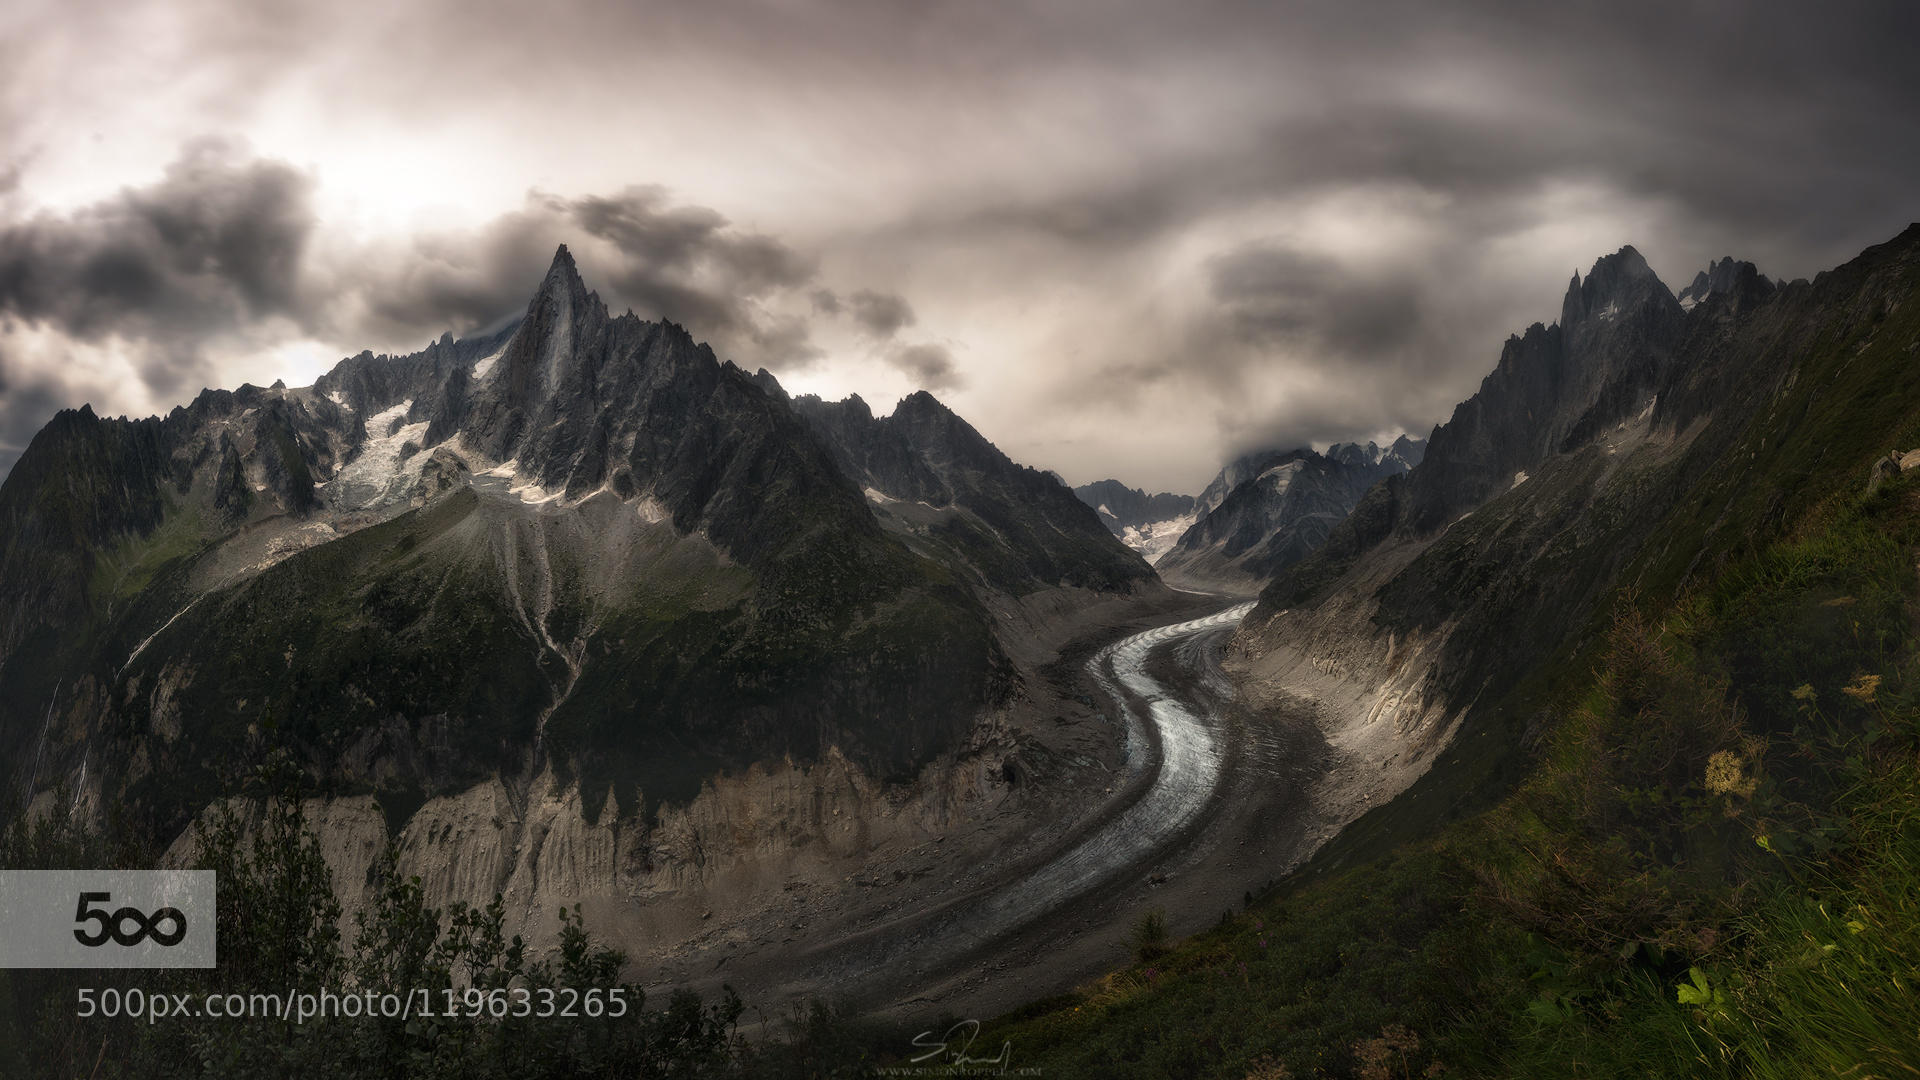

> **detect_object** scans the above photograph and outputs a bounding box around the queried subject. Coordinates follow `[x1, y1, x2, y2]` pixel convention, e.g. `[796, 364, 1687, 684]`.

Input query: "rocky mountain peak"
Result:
[789, 387, 1153, 592]
[1561, 245, 1668, 327]
[1677, 256, 1772, 311]
[546, 241, 579, 281]
[750, 367, 789, 400]
[1409, 246, 1685, 535]
[888, 391, 989, 465]
[487, 244, 603, 411]
[1388, 434, 1426, 464]
[1328, 441, 1384, 467]
[893, 389, 954, 422]
[1159, 434, 1426, 591]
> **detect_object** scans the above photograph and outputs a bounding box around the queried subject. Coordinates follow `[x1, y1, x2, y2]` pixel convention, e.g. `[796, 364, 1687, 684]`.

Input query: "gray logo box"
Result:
[0, 870, 216, 968]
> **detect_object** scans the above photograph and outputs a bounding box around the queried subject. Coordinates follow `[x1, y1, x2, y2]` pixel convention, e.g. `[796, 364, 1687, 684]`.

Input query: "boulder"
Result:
[1868, 454, 1902, 493]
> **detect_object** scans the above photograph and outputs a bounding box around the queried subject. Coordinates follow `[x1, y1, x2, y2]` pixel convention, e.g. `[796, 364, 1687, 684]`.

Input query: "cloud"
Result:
[333, 185, 825, 360]
[0, 139, 315, 396]
[846, 289, 916, 338]
[887, 342, 961, 390]
[5, 0, 1920, 492]
[0, 343, 62, 477]
[1206, 244, 1421, 364]
[341, 203, 561, 343]
[570, 185, 814, 300]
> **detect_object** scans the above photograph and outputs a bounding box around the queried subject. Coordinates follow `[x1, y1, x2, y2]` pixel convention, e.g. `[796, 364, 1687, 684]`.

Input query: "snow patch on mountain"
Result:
[328, 401, 429, 511]
[476, 460, 570, 505]
[472, 347, 505, 382]
[1257, 460, 1304, 494]
[1124, 511, 1198, 565]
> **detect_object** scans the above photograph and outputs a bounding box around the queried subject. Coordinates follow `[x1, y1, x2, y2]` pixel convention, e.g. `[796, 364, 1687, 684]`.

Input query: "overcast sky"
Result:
[1, 0, 1916, 492]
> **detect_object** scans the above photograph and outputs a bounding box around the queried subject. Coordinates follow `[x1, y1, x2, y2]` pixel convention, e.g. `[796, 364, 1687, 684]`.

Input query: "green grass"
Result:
[85, 497, 211, 613]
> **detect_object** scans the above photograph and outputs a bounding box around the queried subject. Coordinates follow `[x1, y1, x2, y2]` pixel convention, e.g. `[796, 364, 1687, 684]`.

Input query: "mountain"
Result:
[1154, 436, 1424, 592]
[1233, 231, 1902, 840]
[1398, 245, 1689, 535]
[1071, 480, 1197, 563]
[0, 246, 1155, 851]
[977, 223, 1920, 1077]
[787, 392, 1154, 594]
[1677, 255, 1772, 311]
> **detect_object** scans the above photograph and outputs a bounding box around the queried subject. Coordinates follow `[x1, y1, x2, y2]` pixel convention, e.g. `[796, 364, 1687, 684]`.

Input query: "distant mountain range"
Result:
[1070, 480, 1196, 563]
[1155, 437, 1424, 593]
[0, 246, 1153, 842]
[1075, 437, 1424, 593]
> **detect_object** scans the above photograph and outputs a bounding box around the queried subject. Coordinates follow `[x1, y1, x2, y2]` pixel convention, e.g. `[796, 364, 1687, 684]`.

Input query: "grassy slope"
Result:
[975, 235, 1920, 1077]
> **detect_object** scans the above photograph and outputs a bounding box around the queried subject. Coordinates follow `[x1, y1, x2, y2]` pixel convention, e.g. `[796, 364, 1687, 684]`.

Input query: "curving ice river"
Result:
[963, 600, 1256, 929]
[796, 600, 1256, 992]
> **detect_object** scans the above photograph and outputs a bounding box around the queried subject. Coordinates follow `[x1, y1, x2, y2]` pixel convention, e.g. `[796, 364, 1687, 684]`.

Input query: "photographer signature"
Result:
[910, 1019, 1013, 1069]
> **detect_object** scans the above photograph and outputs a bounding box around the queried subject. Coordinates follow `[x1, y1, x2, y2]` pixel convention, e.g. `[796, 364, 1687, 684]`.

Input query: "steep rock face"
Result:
[788, 390, 1156, 595]
[1677, 256, 1774, 312]
[1155, 438, 1423, 592]
[1329, 436, 1425, 473]
[1235, 226, 1920, 856]
[1193, 449, 1289, 518]
[0, 245, 1148, 850]
[1405, 246, 1684, 534]
[1071, 481, 1193, 533]
[1071, 480, 1196, 562]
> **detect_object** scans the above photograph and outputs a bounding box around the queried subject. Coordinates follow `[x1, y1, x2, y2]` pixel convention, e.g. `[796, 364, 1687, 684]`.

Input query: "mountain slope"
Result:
[786, 391, 1155, 596]
[1238, 229, 1919, 847]
[1071, 480, 1196, 563]
[1155, 437, 1423, 593]
[980, 222, 1920, 1078]
[0, 246, 1149, 842]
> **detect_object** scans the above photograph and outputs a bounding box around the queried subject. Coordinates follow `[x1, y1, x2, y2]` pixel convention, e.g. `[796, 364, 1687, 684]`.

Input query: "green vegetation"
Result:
[111, 491, 556, 840]
[548, 537, 1004, 820]
[975, 469, 1920, 1077]
[86, 498, 211, 616]
[1133, 908, 1170, 962]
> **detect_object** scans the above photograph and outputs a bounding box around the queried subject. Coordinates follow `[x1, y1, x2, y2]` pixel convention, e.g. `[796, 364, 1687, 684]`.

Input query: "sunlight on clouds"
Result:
[0, 321, 165, 418]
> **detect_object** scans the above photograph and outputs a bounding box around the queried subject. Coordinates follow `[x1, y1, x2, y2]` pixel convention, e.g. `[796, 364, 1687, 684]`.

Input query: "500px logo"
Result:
[73, 891, 188, 947]
[0, 870, 215, 968]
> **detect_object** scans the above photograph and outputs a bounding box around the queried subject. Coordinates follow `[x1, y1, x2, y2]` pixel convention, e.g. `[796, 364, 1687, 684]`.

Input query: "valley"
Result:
[6, 220, 1920, 1077]
[4, 4, 1917, 1075]
[660, 592, 1358, 1027]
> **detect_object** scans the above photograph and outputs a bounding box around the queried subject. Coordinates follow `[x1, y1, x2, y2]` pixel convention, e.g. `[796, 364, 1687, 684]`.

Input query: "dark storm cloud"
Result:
[350, 204, 561, 340]
[888, 343, 960, 390]
[846, 290, 915, 338]
[339, 187, 830, 369]
[570, 186, 814, 296]
[1207, 246, 1420, 364]
[744, 313, 823, 370]
[566, 188, 822, 365]
[0, 344, 64, 477]
[0, 140, 314, 394]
